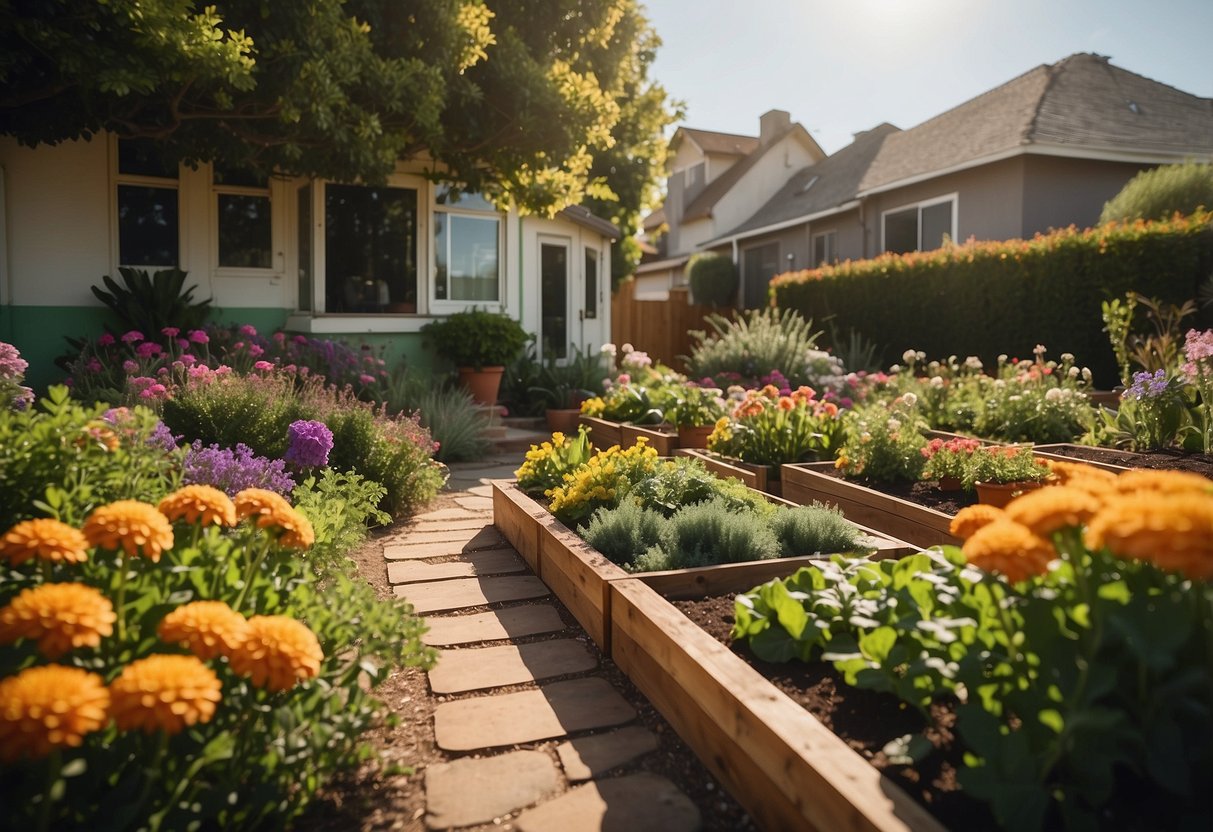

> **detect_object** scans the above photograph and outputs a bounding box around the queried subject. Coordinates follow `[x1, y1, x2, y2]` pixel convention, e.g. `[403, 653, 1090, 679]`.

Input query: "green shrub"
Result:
[422, 308, 529, 370]
[1100, 162, 1213, 224]
[654, 498, 780, 569]
[628, 457, 770, 518]
[768, 504, 861, 557]
[772, 213, 1213, 386]
[161, 371, 305, 458]
[686, 307, 824, 388]
[686, 252, 738, 306]
[293, 469, 391, 572]
[580, 500, 665, 568]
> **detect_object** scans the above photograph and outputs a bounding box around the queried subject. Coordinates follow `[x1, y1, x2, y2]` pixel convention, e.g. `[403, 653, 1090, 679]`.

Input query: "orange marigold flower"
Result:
[157, 601, 248, 660]
[228, 615, 323, 692]
[0, 583, 116, 659]
[109, 654, 222, 735]
[962, 519, 1055, 583]
[270, 506, 315, 550]
[949, 504, 1007, 539]
[1114, 469, 1213, 496]
[1044, 459, 1116, 488]
[158, 485, 237, 527]
[1, 518, 89, 566]
[233, 488, 293, 521]
[82, 500, 174, 561]
[1085, 493, 1213, 581]
[1005, 486, 1101, 537]
[0, 665, 110, 762]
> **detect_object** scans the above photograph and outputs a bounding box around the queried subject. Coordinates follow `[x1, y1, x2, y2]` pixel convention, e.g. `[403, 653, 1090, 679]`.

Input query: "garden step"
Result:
[555, 726, 659, 782]
[427, 638, 597, 694]
[383, 524, 504, 550]
[387, 550, 526, 584]
[395, 575, 549, 614]
[414, 507, 486, 522]
[408, 516, 496, 533]
[424, 749, 561, 830]
[421, 605, 567, 646]
[513, 774, 701, 832]
[455, 495, 495, 513]
[384, 537, 508, 561]
[433, 677, 635, 751]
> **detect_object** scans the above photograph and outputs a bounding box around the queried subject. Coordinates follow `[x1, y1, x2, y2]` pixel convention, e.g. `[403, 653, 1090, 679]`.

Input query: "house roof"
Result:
[642, 204, 666, 232]
[682, 122, 823, 221]
[675, 128, 760, 157]
[712, 123, 900, 242]
[557, 205, 620, 240]
[858, 53, 1213, 195]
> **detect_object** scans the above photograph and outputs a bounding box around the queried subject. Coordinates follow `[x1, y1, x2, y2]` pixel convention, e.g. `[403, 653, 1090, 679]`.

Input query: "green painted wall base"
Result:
[2, 305, 437, 392]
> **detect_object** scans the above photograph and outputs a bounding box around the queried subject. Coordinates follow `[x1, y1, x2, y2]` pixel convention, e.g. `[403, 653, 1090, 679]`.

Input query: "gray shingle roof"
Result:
[859, 53, 1213, 193]
[676, 128, 760, 157]
[557, 205, 619, 240]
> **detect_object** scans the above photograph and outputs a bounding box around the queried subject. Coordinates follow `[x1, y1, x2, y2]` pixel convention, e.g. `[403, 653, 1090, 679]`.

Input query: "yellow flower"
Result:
[962, 519, 1055, 583]
[0, 665, 110, 762]
[158, 485, 237, 527]
[949, 504, 1006, 539]
[1085, 493, 1213, 581]
[109, 654, 222, 735]
[0, 583, 116, 659]
[82, 500, 174, 561]
[0, 518, 89, 566]
[233, 489, 315, 550]
[228, 615, 323, 692]
[1005, 486, 1100, 538]
[157, 601, 249, 660]
[1114, 469, 1212, 496]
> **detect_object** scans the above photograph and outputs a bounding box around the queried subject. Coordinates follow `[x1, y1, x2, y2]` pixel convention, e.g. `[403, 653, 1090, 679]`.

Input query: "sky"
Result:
[639, 0, 1213, 155]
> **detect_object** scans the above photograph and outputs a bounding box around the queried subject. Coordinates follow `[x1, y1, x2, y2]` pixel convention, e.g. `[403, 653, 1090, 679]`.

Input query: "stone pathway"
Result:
[386, 456, 703, 831]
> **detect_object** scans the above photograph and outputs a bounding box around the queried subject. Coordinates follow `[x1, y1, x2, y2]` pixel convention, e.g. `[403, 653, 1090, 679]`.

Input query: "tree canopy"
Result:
[0, 0, 677, 228]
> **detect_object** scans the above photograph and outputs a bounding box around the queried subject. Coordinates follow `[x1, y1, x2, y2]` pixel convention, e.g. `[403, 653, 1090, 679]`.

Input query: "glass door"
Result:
[540, 238, 570, 359]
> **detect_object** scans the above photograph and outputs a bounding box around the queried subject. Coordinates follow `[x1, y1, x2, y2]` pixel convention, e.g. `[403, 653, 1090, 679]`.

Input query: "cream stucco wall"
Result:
[712, 137, 822, 235]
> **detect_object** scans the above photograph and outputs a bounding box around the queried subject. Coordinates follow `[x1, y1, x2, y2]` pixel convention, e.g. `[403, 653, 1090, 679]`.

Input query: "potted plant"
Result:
[666, 385, 727, 448]
[962, 444, 1050, 507]
[422, 308, 529, 405]
[920, 436, 983, 491]
[529, 346, 604, 432]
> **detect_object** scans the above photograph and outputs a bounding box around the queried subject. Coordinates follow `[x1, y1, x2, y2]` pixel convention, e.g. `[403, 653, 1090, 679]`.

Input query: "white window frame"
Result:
[880, 193, 958, 253]
[430, 192, 505, 313]
[582, 244, 601, 321]
[812, 230, 837, 268]
[110, 136, 183, 272]
[211, 165, 283, 277]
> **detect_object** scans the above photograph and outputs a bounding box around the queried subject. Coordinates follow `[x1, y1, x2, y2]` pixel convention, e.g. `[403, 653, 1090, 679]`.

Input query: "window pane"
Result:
[213, 166, 268, 188]
[435, 186, 497, 212]
[118, 185, 179, 267]
[884, 208, 918, 254]
[118, 140, 177, 179]
[541, 243, 568, 359]
[446, 215, 499, 301]
[297, 185, 312, 312]
[218, 194, 272, 268]
[325, 184, 417, 314]
[584, 249, 598, 319]
[921, 202, 953, 250]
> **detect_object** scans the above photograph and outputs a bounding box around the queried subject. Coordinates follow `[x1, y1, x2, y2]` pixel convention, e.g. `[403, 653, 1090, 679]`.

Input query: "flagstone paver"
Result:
[424, 750, 561, 830]
[387, 549, 526, 584]
[409, 517, 495, 533]
[387, 526, 497, 546]
[555, 726, 660, 782]
[394, 575, 549, 614]
[433, 677, 636, 751]
[414, 507, 484, 522]
[513, 774, 701, 832]
[421, 605, 567, 647]
[467, 484, 494, 498]
[427, 638, 597, 694]
[455, 495, 494, 512]
[384, 538, 510, 561]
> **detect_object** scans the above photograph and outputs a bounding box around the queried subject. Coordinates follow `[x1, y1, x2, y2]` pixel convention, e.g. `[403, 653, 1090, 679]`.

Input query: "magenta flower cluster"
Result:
[284, 419, 334, 468]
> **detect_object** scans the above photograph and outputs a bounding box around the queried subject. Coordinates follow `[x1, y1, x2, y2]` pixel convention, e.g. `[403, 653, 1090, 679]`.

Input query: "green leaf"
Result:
[858, 626, 897, 663]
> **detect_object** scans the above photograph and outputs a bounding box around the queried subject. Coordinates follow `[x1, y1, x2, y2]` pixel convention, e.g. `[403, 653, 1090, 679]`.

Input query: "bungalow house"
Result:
[0, 135, 618, 388]
[677, 53, 1213, 307]
[635, 109, 826, 304]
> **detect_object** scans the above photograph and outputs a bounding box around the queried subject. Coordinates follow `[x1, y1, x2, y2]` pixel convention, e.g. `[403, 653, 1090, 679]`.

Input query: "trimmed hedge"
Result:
[772, 213, 1213, 386]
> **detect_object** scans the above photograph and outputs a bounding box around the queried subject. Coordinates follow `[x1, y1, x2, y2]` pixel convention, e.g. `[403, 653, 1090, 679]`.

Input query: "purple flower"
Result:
[1125, 369, 1170, 400]
[284, 419, 334, 468]
[148, 421, 180, 453]
[121, 330, 145, 344]
[97, 333, 116, 347]
[0, 342, 28, 379]
[122, 360, 139, 373]
[12, 386, 35, 410]
[183, 442, 295, 497]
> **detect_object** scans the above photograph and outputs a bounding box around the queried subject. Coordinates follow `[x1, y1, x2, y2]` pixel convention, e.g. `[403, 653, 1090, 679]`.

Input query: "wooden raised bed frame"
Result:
[781, 462, 961, 550]
[676, 448, 782, 496]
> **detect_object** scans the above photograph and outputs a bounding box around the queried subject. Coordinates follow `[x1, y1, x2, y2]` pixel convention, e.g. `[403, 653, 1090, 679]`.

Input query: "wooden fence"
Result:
[610, 282, 726, 373]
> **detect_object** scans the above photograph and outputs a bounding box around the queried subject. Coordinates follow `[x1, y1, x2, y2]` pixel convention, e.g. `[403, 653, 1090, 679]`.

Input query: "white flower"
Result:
[1082, 368, 1092, 382]
[902, 349, 917, 363]
[965, 356, 983, 370]
[997, 354, 1008, 364]
[930, 376, 945, 388]
[1060, 353, 1074, 363]
[621, 343, 634, 353]
[888, 364, 901, 374]
[886, 418, 902, 432]
[899, 392, 918, 407]
[993, 379, 1006, 389]
[1034, 344, 1047, 356]
[600, 343, 617, 358]
[1045, 387, 1066, 402]
[1067, 366, 1080, 379]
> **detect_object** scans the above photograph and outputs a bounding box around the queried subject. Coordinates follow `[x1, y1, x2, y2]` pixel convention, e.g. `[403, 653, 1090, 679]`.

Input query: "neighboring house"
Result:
[0, 135, 617, 388]
[636, 110, 826, 304]
[676, 53, 1213, 306]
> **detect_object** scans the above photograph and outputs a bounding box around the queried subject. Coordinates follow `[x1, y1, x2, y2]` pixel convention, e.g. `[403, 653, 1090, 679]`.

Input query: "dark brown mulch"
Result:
[815, 466, 978, 515]
[1037, 444, 1213, 477]
[674, 595, 995, 832]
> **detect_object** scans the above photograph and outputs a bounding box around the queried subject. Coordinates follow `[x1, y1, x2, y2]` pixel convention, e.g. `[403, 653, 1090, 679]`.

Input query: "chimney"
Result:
[759, 109, 791, 145]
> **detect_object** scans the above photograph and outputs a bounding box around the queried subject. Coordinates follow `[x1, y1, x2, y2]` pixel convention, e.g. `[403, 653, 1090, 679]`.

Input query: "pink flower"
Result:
[359, 374, 375, 384]
[214, 365, 232, 376]
[97, 333, 115, 347]
[121, 330, 145, 344]
[136, 342, 162, 358]
[161, 327, 180, 338]
[172, 361, 185, 371]
[617, 373, 631, 385]
[233, 341, 245, 350]
[239, 324, 258, 337]
[122, 360, 138, 373]
[86, 359, 103, 373]
[283, 364, 297, 374]
[177, 338, 190, 351]
[293, 335, 308, 345]
[248, 344, 264, 357]
[188, 330, 209, 344]
[254, 360, 274, 371]
[180, 354, 197, 366]
[273, 332, 286, 343]
[139, 384, 168, 400]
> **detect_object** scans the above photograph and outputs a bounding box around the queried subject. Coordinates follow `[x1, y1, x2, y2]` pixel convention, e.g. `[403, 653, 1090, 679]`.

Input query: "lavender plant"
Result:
[182, 442, 296, 496]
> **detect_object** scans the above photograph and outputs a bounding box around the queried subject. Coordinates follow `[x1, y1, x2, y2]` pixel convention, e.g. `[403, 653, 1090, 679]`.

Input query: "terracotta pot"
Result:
[937, 476, 963, 492]
[974, 480, 1043, 508]
[677, 424, 715, 449]
[457, 366, 505, 406]
[545, 408, 583, 434]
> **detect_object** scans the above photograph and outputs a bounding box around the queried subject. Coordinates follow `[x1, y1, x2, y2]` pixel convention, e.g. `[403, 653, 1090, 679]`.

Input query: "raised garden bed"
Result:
[1034, 443, 1213, 477]
[609, 576, 948, 832]
[491, 480, 911, 652]
[620, 422, 679, 456]
[782, 462, 962, 550]
[675, 448, 782, 497]
[578, 415, 623, 447]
